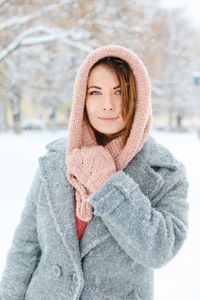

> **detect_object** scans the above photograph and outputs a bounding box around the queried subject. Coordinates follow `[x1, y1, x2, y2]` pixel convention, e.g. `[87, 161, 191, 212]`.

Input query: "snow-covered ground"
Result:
[0, 129, 199, 299]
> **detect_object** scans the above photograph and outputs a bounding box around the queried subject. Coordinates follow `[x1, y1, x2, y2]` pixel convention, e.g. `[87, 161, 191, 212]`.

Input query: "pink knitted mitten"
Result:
[67, 145, 117, 194]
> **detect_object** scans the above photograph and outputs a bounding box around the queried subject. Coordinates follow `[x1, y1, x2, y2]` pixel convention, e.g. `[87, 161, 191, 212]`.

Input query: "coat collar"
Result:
[38, 135, 177, 266]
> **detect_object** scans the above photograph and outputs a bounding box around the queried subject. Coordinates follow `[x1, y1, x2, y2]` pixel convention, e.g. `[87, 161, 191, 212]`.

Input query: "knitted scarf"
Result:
[66, 44, 153, 222]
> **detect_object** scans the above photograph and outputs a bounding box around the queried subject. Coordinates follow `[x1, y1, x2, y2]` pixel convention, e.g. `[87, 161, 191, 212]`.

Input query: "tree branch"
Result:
[0, 0, 70, 31]
[0, 0, 10, 7]
[0, 25, 92, 61]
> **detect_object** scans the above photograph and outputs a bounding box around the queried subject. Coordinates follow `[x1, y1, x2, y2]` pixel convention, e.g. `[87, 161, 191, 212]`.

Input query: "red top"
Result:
[74, 199, 88, 241]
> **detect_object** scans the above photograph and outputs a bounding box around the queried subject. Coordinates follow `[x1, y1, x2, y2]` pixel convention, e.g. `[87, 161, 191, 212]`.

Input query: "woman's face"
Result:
[85, 64, 126, 136]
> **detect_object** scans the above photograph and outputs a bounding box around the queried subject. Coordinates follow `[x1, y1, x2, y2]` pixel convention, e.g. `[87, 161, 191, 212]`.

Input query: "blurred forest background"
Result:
[0, 0, 200, 135]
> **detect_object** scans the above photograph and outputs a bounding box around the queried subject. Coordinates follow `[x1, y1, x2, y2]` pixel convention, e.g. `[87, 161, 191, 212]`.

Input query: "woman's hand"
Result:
[67, 145, 117, 194]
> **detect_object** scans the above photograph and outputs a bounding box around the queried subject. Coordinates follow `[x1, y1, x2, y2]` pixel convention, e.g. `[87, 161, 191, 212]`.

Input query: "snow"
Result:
[0, 129, 199, 299]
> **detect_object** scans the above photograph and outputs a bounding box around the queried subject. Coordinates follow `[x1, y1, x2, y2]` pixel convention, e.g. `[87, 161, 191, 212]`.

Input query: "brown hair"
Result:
[84, 56, 137, 148]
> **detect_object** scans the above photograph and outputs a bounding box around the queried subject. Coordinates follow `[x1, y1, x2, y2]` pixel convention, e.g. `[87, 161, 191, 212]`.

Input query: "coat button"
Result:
[52, 264, 62, 277]
[70, 273, 79, 284]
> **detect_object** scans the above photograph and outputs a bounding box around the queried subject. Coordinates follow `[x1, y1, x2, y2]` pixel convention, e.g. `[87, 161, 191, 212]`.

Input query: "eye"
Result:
[115, 89, 122, 95]
[89, 90, 101, 95]
[89, 90, 121, 95]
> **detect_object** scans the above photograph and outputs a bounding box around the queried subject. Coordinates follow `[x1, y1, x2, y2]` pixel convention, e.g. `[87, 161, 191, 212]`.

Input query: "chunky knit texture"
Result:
[66, 44, 153, 230]
[68, 146, 117, 223]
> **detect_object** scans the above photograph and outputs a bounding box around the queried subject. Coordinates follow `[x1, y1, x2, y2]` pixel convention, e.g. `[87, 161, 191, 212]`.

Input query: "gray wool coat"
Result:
[0, 135, 189, 300]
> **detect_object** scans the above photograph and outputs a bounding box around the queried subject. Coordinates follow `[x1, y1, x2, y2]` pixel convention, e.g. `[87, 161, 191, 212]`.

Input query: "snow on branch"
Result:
[0, 0, 69, 31]
[0, 15, 35, 31]
[0, 25, 92, 61]
[0, 26, 52, 61]
[0, 0, 10, 7]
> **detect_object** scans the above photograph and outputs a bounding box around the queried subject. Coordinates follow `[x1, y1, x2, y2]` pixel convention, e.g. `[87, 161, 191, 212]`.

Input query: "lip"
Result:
[98, 117, 119, 121]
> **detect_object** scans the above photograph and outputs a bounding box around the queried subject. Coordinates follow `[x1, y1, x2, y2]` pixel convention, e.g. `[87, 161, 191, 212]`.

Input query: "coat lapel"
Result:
[38, 151, 81, 265]
[38, 150, 112, 263]
[38, 136, 177, 261]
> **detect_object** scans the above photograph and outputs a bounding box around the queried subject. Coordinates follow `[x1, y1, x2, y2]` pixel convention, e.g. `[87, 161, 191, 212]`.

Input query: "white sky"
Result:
[160, 0, 200, 27]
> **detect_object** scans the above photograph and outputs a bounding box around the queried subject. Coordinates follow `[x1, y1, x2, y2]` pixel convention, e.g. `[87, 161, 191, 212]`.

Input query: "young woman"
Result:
[0, 45, 189, 300]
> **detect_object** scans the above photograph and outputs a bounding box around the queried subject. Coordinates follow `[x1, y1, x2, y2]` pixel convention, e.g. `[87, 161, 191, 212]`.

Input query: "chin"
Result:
[97, 129, 118, 135]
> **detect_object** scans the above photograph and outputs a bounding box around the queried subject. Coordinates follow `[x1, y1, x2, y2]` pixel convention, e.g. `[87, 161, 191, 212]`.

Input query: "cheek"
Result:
[85, 99, 98, 114]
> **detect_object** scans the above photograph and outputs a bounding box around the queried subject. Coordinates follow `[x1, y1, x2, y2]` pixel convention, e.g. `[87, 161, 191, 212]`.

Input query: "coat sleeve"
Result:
[86, 162, 189, 269]
[0, 167, 42, 300]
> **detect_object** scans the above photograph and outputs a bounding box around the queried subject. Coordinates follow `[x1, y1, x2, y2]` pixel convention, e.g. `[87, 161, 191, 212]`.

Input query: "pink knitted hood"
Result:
[66, 44, 153, 171]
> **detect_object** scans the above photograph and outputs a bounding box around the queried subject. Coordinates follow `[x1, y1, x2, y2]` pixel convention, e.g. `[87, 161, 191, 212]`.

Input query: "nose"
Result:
[103, 95, 115, 111]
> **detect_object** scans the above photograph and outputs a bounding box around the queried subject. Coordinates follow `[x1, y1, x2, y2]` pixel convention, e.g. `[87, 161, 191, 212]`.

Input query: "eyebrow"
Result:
[87, 85, 120, 90]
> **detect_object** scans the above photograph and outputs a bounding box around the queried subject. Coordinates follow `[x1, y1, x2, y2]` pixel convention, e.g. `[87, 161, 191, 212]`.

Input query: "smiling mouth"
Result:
[98, 117, 119, 122]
